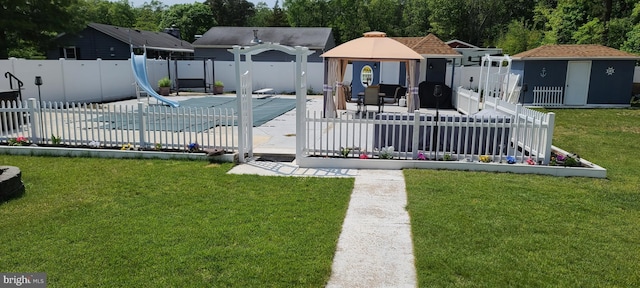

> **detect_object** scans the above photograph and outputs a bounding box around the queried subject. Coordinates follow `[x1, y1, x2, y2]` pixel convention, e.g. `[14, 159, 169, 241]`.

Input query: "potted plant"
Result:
[158, 77, 171, 96]
[214, 80, 224, 95]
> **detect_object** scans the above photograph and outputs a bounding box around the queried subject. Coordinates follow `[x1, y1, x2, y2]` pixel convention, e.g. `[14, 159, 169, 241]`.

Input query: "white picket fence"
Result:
[483, 95, 555, 163]
[304, 88, 555, 164]
[532, 86, 564, 107]
[0, 99, 238, 151]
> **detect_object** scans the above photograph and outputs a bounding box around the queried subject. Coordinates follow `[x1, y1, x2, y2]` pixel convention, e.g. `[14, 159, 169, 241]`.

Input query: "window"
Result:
[360, 65, 373, 87]
[63, 47, 77, 59]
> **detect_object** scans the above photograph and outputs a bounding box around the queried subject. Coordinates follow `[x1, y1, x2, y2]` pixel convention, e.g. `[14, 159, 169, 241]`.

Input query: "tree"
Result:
[427, 0, 517, 46]
[159, 3, 216, 42]
[82, 0, 136, 27]
[573, 18, 604, 44]
[331, 0, 370, 43]
[267, 0, 289, 27]
[621, 2, 640, 53]
[284, 0, 332, 28]
[401, 0, 430, 36]
[0, 0, 85, 58]
[134, 0, 167, 31]
[206, 0, 255, 27]
[544, 0, 587, 44]
[366, 0, 403, 36]
[248, 2, 273, 26]
[496, 20, 544, 55]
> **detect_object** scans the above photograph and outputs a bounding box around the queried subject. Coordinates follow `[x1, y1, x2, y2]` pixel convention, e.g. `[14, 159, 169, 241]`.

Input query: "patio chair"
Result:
[359, 85, 383, 114]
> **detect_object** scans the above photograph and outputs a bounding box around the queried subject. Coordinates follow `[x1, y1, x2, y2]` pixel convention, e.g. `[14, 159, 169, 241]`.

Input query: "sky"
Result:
[127, 0, 279, 8]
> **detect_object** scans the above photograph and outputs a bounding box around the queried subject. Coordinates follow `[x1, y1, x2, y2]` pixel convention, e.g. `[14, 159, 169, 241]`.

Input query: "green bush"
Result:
[158, 77, 171, 87]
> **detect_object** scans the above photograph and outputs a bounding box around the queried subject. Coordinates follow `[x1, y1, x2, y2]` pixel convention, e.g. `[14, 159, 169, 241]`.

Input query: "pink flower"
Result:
[417, 151, 426, 160]
[359, 153, 369, 159]
[526, 158, 535, 165]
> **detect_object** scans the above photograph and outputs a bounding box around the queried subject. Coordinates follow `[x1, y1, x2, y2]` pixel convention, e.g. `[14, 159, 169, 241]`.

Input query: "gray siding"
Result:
[48, 28, 131, 60]
[519, 60, 567, 103]
[587, 60, 635, 104]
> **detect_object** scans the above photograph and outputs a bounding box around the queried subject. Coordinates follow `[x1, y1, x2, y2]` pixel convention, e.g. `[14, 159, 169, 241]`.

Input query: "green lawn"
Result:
[405, 109, 640, 287]
[0, 158, 353, 287]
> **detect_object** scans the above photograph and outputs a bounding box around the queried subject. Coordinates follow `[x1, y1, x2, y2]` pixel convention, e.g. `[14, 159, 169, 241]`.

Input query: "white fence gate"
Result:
[532, 86, 564, 107]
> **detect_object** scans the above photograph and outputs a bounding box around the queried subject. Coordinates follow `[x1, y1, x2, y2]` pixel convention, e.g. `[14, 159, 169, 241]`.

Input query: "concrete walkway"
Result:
[229, 162, 417, 287]
[326, 170, 417, 288]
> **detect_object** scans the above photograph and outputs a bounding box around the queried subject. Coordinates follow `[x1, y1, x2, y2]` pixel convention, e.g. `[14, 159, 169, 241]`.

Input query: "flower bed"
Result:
[299, 145, 606, 178]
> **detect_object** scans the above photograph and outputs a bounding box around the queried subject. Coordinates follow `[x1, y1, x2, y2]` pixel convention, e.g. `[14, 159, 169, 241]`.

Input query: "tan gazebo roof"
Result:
[392, 34, 461, 58]
[320, 31, 423, 61]
[512, 44, 640, 60]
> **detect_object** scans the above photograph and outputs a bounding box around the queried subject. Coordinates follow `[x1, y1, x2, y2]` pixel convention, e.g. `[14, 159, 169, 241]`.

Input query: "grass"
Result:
[0, 157, 353, 287]
[405, 108, 640, 287]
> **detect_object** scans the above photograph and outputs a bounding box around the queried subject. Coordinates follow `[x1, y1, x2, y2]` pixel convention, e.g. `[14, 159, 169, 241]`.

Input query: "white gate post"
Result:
[231, 46, 247, 163]
[245, 55, 254, 160]
[295, 46, 308, 160]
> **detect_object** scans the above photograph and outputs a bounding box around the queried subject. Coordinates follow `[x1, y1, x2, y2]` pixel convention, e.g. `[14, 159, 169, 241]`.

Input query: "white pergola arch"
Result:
[229, 43, 314, 162]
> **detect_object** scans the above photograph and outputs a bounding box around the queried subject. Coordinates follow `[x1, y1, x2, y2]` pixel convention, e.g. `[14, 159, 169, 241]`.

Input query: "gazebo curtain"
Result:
[324, 58, 349, 117]
[407, 60, 419, 111]
[324, 59, 338, 117]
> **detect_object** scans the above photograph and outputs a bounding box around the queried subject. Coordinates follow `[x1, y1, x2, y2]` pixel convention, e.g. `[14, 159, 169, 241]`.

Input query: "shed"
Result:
[512, 45, 640, 107]
[47, 23, 194, 60]
[390, 34, 462, 108]
[192, 27, 335, 63]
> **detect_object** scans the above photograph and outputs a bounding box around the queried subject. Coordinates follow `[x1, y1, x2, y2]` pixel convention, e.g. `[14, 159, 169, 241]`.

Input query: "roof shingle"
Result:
[88, 23, 193, 52]
[391, 34, 461, 57]
[192, 27, 333, 49]
[512, 44, 639, 60]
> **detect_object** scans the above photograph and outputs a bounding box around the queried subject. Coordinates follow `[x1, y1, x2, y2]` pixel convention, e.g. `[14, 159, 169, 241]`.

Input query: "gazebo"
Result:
[320, 31, 424, 117]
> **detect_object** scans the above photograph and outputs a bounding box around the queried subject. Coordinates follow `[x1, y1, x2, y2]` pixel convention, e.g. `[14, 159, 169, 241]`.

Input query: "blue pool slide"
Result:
[130, 52, 179, 108]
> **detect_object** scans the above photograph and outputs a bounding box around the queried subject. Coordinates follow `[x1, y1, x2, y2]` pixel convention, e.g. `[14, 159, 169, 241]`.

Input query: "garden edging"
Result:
[0, 146, 238, 163]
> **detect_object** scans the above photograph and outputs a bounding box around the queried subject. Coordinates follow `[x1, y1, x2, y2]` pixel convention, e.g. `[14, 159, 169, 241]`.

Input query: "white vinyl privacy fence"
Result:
[0, 99, 238, 152]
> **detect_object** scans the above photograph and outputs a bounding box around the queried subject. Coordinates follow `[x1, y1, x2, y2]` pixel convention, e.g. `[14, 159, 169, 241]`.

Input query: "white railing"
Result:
[0, 98, 238, 152]
[304, 105, 555, 164]
[532, 86, 564, 107]
[456, 87, 481, 115]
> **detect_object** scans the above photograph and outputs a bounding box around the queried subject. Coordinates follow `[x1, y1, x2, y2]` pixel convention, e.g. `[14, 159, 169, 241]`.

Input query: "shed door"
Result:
[564, 61, 591, 106]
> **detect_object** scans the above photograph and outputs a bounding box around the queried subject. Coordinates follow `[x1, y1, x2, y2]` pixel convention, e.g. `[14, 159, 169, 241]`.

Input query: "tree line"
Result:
[2, 0, 639, 59]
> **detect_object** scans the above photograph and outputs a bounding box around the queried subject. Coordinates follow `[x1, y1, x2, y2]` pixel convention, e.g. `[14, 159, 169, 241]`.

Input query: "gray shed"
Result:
[512, 45, 639, 107]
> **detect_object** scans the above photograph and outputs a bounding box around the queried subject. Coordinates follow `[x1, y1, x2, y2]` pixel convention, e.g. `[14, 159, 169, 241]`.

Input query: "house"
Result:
[47, 23, 194, 60]
[511, 44, 640, 107]
[191, 27, 335, 63]
[446, 39, 503, 66]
